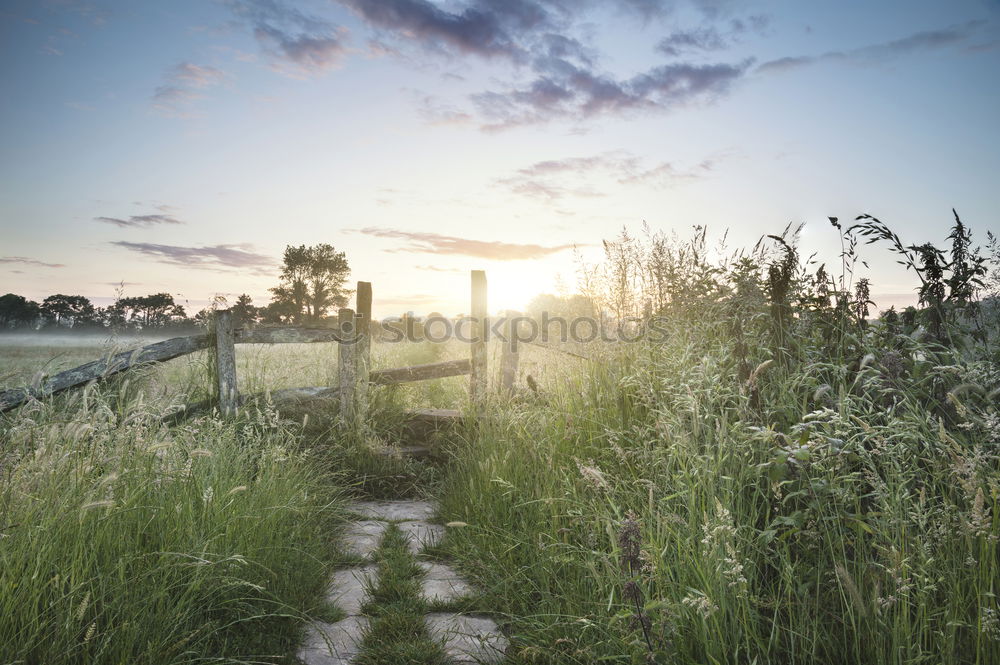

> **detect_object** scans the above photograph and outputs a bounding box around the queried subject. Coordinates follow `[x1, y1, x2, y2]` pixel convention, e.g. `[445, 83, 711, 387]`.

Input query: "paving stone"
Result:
[347, 500, 437, 522]
[326, 565, 378, 615]
[398, 520, 445, 553]
[298, 616, 370, 665]
[340, 520, 386, 559]
[418, 562, 474, 604]
[425, 613, 508, 664]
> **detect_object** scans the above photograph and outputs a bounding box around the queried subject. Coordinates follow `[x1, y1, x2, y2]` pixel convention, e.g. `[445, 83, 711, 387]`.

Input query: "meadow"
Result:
[1, 219, 999, 664]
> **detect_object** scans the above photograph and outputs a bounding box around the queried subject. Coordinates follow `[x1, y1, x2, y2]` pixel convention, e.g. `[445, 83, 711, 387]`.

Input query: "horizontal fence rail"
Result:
[235, 327, 348, 345]
[369, 358, 472, 385]
[1, 272, 496, 419]
[0, 334, 210, 412]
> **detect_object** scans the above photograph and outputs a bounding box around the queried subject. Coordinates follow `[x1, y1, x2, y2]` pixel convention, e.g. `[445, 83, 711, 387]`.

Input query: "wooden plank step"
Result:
[402, 408, 463, 443]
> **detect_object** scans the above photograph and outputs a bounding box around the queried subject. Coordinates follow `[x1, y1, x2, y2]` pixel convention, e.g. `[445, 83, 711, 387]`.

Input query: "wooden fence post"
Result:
[338, 308, 356, 422]
[500, 309, 519, 394]
[214, 309, 238, 417]
[355, 281, 372, 418]
[470, 270, 487, 409]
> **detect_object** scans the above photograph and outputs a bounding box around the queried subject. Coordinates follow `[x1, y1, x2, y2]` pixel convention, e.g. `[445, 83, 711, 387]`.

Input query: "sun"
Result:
[484, 262, 562, 314]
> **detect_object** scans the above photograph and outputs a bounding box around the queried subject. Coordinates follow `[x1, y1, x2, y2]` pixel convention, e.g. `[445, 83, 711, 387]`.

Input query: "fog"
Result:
[0, 332, 174, 349]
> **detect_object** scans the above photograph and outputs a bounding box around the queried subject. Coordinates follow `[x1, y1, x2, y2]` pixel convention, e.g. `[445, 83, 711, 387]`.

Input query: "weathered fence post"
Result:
[470, 270, 487, 410]
[214, 309, 238, 417]
[500, 309, 519, 394]
[355, 281, 372, 418]
[338, 308, 356, 422]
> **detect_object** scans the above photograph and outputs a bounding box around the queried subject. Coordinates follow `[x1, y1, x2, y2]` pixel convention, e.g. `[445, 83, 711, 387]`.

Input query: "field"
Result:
[2, 224, 999, 665]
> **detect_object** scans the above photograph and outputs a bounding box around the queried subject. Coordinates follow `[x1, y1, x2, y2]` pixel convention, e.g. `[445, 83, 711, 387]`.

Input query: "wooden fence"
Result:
[0, 271, 520, 419]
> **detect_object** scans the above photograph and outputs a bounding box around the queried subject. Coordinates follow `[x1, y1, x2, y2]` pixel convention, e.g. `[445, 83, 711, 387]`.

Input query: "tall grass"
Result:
[0, 378, 350, 663]
[435, 222, 1000, 664]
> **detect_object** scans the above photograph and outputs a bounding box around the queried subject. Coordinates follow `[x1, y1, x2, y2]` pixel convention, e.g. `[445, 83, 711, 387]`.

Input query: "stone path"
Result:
[297, 499, 508, 665]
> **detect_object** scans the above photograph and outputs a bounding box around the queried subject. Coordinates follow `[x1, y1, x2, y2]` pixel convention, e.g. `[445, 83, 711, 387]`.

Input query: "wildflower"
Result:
[681, 591, 718, 619]
[576, 459, 609, 491]
[445, 521, 468, 528]
[982, 607, 1000, 641]
[966, 487, 991, 537]
[619, 513, 642, 577]
[701, 500, 748, 595]
[700, 499, 735, 547]
[202, 486, 214, 504]
[226, 485, 248, 496]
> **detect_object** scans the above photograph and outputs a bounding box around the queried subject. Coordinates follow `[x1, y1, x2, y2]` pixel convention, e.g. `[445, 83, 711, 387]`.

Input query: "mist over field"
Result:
[0, 332, 170, 348]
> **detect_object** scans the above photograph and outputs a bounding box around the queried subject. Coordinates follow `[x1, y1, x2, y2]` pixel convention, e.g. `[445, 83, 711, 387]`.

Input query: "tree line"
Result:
[0, 243, 352, 332]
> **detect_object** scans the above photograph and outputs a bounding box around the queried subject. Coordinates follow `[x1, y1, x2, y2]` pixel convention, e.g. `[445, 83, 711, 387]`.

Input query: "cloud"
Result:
[654, 15, 768, 56]
[227, 0, 348, 75]
[110, 242, 275, 274]
[499, 150, 717, 200]
[355, 228, 577, 260]
[332, 0, 758, 128]
[338, 0, 552, 60]
[151, 62, 227, 116]
[514, 154, 618, 177]
[758, 20, 986, 73]
[657, 26, 728, 56]
[415, 93, 474, 125]
[254, 24, 347, 72]
[497, 175, 605, 201]
[472, 57, 751, 129]
[416, 264, 462, 272]
[95, 214, 184, 228]
[0, 256, 65, 268]
[172, 62, 226, 87]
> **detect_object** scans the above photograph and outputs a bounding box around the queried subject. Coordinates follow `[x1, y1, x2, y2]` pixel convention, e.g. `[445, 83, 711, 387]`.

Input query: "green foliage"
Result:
[435, 213, 1000, 664]
[0, 392, 347, 664]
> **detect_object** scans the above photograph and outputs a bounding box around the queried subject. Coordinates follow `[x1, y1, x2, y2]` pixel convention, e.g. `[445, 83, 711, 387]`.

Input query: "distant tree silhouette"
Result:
[229, 294, 259, 327]
[41, 294, 96, 328]
[117, 293, 184, 328]
[269, 244, 350, 324]
[0, 293, 41, 329]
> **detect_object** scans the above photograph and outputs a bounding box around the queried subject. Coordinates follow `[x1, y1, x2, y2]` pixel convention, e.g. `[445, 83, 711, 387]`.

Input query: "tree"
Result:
[260, 300, 298, 325]
[0, 293, 41, 329]
[269, 244, 351, 324]
[231, 294, 259, 327]
[118, 293, 179, 328]
[41, 294, 95, 328]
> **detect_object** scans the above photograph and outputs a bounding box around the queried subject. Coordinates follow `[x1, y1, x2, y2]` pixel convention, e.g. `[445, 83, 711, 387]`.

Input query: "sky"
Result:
[1, 0, 999, 317]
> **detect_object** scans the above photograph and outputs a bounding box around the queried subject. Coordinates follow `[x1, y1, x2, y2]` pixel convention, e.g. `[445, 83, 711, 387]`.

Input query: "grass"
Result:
[0, 397, 347, 664]
[0, 334, 461, 664]
[356, 525, 449, 665]
[6, 319, 998, 663]
[433, 310, 1000, 664]
[3, 218, 998, 664]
